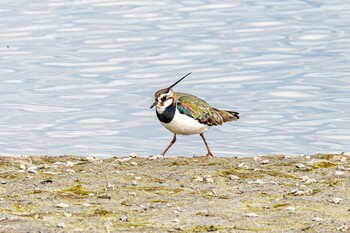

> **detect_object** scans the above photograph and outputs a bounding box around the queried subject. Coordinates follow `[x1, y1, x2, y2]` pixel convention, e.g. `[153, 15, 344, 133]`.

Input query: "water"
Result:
[0, 0, 349, 157]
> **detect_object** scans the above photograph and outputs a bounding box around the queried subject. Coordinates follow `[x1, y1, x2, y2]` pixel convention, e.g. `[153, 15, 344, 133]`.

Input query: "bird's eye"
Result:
[161, 96, 167, 101]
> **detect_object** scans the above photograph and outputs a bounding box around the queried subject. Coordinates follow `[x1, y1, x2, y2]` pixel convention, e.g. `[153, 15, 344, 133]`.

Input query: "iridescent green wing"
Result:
[176, 92, 223, 126]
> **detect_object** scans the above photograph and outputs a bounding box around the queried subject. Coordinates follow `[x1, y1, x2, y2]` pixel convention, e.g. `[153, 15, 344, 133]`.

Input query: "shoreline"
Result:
[0, 153, 349, 232]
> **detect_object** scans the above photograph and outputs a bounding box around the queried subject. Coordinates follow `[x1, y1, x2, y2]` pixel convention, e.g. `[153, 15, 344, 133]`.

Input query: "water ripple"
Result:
[0, 0, 349, 156]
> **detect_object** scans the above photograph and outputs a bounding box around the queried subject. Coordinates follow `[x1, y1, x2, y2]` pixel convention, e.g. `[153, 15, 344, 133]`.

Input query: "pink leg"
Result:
[200, 133, 214, 157]
[161, 134, 176, 156]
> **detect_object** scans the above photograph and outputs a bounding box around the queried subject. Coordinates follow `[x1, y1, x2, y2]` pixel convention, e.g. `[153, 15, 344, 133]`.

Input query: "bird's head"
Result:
[150, 72, 191, 110]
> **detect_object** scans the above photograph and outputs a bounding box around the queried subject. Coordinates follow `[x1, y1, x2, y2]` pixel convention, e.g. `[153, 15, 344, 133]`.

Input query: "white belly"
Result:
[161, 110, 209, 135]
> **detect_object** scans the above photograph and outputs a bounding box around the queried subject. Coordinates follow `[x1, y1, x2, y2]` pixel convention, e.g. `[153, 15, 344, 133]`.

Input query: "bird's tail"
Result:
[214, 108, 239, 122]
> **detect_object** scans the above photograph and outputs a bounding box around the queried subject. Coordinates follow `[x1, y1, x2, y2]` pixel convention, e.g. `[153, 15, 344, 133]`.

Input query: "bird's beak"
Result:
[150, 101, 157, 109]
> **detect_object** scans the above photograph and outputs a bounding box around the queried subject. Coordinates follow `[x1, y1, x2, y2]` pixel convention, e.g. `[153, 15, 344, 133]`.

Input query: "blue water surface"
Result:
[0, 0, 349, 157]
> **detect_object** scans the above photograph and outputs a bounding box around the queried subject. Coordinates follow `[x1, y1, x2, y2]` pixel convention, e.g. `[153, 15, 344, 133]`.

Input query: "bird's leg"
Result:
[161, 134, 177, 156]
[200, 133, 214, 157]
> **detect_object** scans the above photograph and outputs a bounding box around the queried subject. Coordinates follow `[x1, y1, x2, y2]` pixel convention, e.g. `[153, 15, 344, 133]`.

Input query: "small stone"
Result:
[329, 197, 342, 204]
[41, 179, 53, 184]
[172, 219, 179, 223]
[27, 166, 38, 174]
[116, 157, 132, 164]
[260, 159, 270, 164]
[82, 203, 93, 207]
[1, 181, 7, 184]
[148, 154, 164, 160]
[253, 156, 262, 161]
[19, 164, 26, 170]
[131, 180, 138, 186]
[290, 189, 298, 194]
[63, 212, 72, 217]
[129, 153, 138, 158]
[295, 190, 307, 196]
[312, 217, 323, 222]
[54, 162, 65, 166]
[66, 161, 77, 167]
[204, 177, 214, 183]
[238, 163, 248, 168]
[334, 171, 345, 176]
[337, 224, 350, 232]
[64, 169, 76, 173]
[135, 176, 142, 180]
[305, 178, 317, 184]
[340, 157, 347, 162]
[296, 163, 305, 168]
[209, 189, 218, 197]
[300, 176, 309, 182]
[128, 192, 137, 196]
[228, 175, 240, 180]
[337, 166, 349, 171]
[84, 157, 96, 162]
[255, 179, 264, 184]
[105, 181, 114, 190]
[245, 213, 259, 218]
[290, 189, 307, 196]
[44, 171, 59, 175]
[120, 157, 132, 162]
[57, 223, 65, 228]
[176, 207, 185, 212]
[192, 176, 204, 182]
[56, 203, 70, 208]
[130, 162, 138, 166]
[286, 206, 296, 211]
[119, 215, 128, 222]
[248, 179, 264, 184]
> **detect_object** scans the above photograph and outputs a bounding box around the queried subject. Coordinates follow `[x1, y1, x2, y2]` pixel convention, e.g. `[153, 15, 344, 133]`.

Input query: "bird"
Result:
[150, 72, 239, 157]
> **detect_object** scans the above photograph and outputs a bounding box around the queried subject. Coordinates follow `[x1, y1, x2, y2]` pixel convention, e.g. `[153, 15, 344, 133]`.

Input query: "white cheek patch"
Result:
[156, 98, 173, 114]
[163, 98, 173, 107]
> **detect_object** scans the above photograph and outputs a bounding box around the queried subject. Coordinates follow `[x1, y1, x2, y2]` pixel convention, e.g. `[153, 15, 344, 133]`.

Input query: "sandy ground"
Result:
[0, 153, 349, 233]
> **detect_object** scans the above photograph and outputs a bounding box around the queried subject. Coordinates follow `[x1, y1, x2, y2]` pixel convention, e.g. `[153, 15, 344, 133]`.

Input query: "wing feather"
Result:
[176, 93, 224, 126]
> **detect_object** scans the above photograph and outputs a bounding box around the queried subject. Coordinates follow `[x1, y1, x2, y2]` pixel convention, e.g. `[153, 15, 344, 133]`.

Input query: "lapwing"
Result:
[150, 73, 239, 157]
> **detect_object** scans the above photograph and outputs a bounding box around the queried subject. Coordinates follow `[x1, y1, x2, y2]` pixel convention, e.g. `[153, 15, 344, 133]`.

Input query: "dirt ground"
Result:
[0, 153, 349, 232]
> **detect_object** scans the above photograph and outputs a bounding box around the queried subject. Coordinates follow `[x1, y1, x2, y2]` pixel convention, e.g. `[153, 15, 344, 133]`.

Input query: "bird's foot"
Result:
[206, 152, 214, 157]
[148, 154, 164, 160]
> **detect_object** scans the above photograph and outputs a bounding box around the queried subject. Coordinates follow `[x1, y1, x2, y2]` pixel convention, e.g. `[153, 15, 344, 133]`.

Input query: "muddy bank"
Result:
[0, 153, 349, 232]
